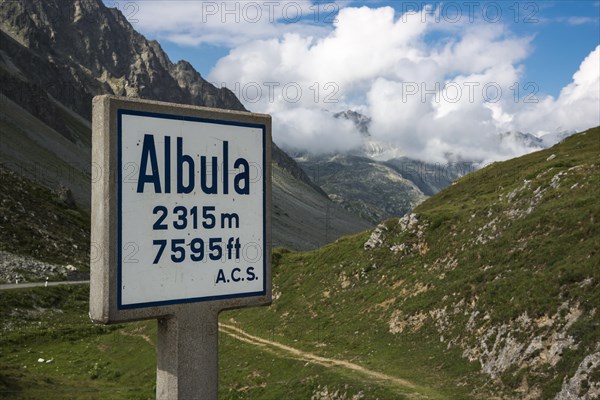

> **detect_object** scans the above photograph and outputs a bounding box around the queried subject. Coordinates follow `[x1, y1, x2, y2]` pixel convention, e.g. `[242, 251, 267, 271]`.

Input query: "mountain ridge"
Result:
[290, 109, 577, 223]
[290, 110, 469, 223]
[0, 0, 370, 251]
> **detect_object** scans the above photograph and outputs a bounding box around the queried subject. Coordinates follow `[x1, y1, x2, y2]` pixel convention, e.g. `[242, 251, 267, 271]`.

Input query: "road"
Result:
[0, 280, 89, 290]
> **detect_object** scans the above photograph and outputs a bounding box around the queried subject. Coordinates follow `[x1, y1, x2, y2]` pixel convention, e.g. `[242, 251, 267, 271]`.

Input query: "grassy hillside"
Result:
[1, 127, 598, 399]
[223, 127, 600, 398]
[0, 93, 93, 210]
[0, 285, 415, 399]
[0, 166, 90, 279]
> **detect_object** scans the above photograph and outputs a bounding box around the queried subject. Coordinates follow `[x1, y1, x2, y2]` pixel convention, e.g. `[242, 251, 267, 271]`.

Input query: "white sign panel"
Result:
[118, 109, 266, 308]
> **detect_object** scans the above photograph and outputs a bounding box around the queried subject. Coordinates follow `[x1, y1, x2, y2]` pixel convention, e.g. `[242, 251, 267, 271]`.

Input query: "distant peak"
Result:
[334, 110, 372, 137]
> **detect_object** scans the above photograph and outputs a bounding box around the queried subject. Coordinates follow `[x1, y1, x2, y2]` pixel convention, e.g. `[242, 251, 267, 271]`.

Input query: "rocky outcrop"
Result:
[0, 250, 81, 283]
[0, 0, 244, 122]
[555, 351, 600, 400]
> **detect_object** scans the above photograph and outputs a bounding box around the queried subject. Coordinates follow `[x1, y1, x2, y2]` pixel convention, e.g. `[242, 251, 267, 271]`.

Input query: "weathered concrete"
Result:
[90, 94, 272, 322]
[157, 307, 219, 400]
[89, 95, 272, 399]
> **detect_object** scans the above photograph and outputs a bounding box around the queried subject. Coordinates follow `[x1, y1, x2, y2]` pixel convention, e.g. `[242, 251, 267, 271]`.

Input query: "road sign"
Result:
[89, 95, 272, 399]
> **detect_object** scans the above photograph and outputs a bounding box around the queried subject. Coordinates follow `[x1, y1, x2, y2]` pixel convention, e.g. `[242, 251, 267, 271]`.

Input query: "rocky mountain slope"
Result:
[292, 111, 469, 223]
[0, 0, 244, 120]
[297, 153, 428, 223]
[226, 127, 600, 399]
[0, 167, 90, 283]
[0, 0, 369, 253]
[292, 110, 576, 224]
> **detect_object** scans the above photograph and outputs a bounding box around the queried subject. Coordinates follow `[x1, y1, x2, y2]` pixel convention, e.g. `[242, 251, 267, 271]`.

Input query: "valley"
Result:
[1, 128, 598, 399]
[0, 1, 598, 399]
[0, 0, 370, 252]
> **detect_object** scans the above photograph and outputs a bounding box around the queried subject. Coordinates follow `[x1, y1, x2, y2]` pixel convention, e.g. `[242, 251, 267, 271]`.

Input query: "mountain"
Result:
[500, 130, 577, 150]
[334, 109, 404, 160]
[0, 0, 369, 253]
[291, 111, 578, 224]
[290, 111, 468, 223]
[334, 110, 371, 136]
[1, 127, 597, 398]
[384, 156, 473, 196]
[295, 153, 428, 223]
[226, 126, 600, 399]
[499, 130, 545, 149]
[333, 112, 574, 162]
[0, 0, 244, 119]
[540, 130, 578, 147]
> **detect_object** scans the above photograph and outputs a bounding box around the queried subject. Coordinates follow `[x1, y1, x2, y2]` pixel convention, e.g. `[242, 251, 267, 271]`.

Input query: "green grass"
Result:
[222, 241, 482, 399]
[222, 128, 600, 398]
[1, 127, 598, 399]
[0, 285, 150, 399]
[0, 286, 422, 399]
[219, 332, 415, 399]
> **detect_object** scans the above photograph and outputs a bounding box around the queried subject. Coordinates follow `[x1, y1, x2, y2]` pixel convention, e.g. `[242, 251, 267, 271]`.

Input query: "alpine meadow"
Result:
[1, 1, 599, 399]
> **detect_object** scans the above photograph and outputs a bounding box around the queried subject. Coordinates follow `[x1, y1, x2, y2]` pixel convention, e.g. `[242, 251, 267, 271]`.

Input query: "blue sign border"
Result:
[117, 109, 267, 310]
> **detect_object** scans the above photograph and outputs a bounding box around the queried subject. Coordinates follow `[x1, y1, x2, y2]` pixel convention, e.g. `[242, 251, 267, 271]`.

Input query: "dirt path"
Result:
[219, 322, 423, 393]
[120, 328, 154, 346]
[1, 281, 428, 395]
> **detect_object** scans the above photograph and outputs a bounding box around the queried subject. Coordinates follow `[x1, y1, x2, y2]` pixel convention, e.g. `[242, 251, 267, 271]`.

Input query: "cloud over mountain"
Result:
[136, 3, 600, 162]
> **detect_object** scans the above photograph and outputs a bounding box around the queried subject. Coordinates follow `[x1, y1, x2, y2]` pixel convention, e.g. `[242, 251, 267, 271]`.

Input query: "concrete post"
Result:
[157, 308, 219, 400]
[90, 96, 272, 399]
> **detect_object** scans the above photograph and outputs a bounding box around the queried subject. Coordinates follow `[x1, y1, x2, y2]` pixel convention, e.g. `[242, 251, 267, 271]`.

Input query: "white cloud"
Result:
[559, 16, 600, 26]
[140, 3, 599, 162]
[131, 1, 338, 47]
[515, 45, 600, 135]
[273, 108, 362, 153]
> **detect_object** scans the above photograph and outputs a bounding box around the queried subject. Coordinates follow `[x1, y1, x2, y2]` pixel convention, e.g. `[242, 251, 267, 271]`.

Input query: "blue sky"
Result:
[108, 0, 600, 161]
[498, 0, 599, 96]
